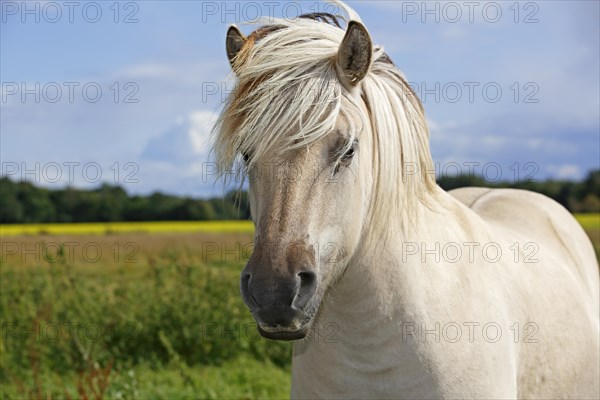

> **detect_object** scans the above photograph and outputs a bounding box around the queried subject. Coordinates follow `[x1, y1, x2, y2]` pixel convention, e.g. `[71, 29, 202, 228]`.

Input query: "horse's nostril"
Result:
[293, 271, 317, 310]
[298, 271, 316, 287]
[241, 273, 258, 310]
[241, 273, 251, 290]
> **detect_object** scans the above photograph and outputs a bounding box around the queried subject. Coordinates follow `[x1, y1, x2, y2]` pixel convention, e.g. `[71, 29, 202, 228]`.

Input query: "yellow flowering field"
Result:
[574, 214, 600, 231]
[0, 220, 254, 236]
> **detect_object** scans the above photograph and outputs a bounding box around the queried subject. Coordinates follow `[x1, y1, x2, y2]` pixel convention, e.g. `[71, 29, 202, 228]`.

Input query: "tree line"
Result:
[0, 178, 250, 223]
[0, 169, 598, 223]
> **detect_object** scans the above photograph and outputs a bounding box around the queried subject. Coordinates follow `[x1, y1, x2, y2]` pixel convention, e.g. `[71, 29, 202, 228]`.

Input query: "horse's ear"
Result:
[336, 21, 372, 85]
[226, 25, 246, 70]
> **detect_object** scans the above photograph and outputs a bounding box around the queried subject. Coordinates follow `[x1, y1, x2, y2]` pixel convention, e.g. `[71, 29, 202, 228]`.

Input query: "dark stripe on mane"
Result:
[247, 25, 285, 41]
[299, 12, 343, 28]
[378, 51, 395, 66]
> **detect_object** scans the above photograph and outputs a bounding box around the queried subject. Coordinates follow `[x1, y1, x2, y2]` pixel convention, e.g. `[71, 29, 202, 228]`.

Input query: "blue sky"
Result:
[1, 0, 598, 196]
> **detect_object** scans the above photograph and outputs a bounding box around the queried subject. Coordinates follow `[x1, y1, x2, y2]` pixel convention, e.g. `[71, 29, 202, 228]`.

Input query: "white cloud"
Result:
[526, 138, 543, 150]
[481, 135, 507, 149]
[141, 110, 218, 164]
[547, 164, 582, 180]
[132, 110, 227, 197]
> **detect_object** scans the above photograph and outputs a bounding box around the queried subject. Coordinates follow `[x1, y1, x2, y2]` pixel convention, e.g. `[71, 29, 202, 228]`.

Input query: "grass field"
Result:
[0, 230, 290, 399]
[1, 215, 598, 399]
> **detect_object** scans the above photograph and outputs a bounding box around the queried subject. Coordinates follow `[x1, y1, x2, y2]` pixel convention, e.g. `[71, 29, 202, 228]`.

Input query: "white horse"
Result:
[213, 2, 599, 398]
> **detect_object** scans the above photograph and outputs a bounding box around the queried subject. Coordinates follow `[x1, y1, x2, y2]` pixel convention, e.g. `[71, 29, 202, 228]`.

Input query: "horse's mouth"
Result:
[257, 322, 311, 341]
[251, 296, 321, 341]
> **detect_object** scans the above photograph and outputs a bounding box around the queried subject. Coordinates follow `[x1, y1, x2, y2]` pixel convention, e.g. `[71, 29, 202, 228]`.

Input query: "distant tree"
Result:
[199, 200, 218, 220]
[125, 196, 151, 221]
[437, 174, 487, 191]
[224, 190, 251, 219]
[71, 191, 101, 222]
[95, 184, 128, 221]
[582, 170, 600, 198]
[208, 199, 225, 219]
[580, 194, 600, 213]
[16, 180, 56, 223]
[172, 198, 210, 220]
[146, 192, 184, 221]
[50, 187, 79, 222]
[0, 178, 24, 223]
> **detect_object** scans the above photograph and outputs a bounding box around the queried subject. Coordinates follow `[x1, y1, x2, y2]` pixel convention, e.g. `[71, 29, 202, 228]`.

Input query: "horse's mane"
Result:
[213, 1, 436, 234]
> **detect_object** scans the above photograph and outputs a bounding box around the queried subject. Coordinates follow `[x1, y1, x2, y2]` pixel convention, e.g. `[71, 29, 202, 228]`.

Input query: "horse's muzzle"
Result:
[240, 269, 318, 341]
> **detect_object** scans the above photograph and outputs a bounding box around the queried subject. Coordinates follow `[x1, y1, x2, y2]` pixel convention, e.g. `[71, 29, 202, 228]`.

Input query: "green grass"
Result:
[1, 359, 290, 400]
[133, 358, 290, 399]
[0, 232, 291, 399]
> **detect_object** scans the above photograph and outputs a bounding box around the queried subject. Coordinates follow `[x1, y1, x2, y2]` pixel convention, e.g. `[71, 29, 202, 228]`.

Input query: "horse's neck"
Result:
[319, 219, 435, 346]
[330, 189, 470, 324]
[295, 190, 474, 380]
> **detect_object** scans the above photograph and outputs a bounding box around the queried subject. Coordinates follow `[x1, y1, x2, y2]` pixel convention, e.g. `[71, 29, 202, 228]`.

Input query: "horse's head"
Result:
[214, 3, 434, 340]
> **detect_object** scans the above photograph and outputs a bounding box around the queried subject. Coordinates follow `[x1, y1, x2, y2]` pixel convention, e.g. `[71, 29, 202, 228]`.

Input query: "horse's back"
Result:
[450, 186, 598, 308]
[450, 187, 599, 398]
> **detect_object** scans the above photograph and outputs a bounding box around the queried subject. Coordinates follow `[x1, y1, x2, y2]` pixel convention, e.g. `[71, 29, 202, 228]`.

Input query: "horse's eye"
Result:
[341, 140, 358, 161]
[342, 147, 355, 160]
[333, 139, 358, 175]
[242, 152, 250, 163]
